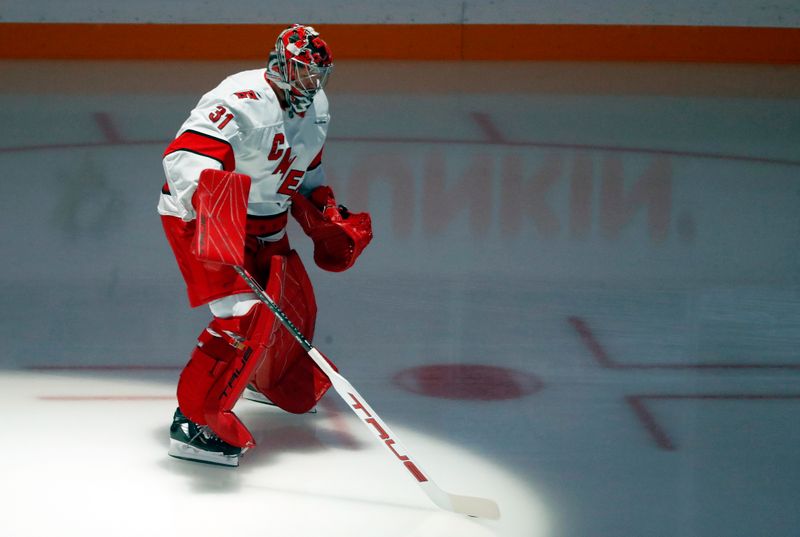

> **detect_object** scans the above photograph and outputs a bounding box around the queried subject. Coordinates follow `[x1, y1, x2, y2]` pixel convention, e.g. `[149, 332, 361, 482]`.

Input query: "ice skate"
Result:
[168, 408, 244, 467]
[242, 384, 317, 413]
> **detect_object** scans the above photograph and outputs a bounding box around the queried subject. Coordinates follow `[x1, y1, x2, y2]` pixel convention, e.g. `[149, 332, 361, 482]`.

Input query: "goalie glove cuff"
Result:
[291, 187, 373, 272]
[309, 185, 336, 211]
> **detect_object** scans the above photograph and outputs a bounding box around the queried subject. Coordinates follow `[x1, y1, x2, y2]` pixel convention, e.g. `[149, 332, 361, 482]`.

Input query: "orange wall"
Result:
[1, 23, 799, 63]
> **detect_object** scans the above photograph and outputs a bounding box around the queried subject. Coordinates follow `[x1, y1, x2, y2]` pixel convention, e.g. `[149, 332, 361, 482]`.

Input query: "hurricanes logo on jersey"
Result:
[268, 133, 304, 195]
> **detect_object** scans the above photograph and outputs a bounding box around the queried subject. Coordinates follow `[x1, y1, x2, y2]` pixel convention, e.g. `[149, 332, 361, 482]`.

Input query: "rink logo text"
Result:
[339, 151, 687, 243]
[348, 393, 429, 482]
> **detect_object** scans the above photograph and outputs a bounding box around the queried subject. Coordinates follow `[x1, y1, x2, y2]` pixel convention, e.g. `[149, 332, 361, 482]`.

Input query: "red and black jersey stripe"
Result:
[163, 130, 236, 171]
[307, 147, 323, 171]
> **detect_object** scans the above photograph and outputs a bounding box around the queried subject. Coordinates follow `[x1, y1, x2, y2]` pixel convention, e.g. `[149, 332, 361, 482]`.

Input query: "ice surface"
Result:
[1, 60, 799, 537]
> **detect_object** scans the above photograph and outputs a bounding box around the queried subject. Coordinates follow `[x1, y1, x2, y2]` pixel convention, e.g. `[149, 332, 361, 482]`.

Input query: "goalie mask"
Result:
[267, 24, 334, 117]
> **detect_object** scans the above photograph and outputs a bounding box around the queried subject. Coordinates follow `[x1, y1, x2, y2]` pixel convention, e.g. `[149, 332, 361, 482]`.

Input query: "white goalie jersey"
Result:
[158, 68, 329, 221]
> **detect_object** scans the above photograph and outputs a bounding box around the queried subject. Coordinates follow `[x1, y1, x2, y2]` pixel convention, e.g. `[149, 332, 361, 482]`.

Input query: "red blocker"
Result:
[192, 169, 251, 266]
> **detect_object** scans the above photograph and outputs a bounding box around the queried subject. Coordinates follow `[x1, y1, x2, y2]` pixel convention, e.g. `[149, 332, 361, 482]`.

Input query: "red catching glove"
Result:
[290, 186, 373, 272]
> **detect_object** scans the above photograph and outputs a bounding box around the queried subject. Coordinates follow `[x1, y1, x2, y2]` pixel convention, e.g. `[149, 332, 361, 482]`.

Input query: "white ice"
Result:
[1, 60, 799, 537]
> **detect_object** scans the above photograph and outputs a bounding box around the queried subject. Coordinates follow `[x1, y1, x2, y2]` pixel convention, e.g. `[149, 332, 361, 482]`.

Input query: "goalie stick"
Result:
[191, 169, 499, 518]
[233, 265, 500, 519]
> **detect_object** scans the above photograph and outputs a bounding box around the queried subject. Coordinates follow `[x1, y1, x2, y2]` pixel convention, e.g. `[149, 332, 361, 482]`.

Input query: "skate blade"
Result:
[242, 387, 317, 413]
[168, 439, 240, 467]
[242, 386, 275, 405]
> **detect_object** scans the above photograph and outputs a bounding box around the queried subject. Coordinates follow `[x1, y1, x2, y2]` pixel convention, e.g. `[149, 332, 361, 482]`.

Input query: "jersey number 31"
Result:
[209, 106, 234, 130]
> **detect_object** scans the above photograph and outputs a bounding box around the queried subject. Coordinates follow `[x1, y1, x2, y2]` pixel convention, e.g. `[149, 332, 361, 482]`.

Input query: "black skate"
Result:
[242, 384, 317, 413]
[168, 408, 243, 467]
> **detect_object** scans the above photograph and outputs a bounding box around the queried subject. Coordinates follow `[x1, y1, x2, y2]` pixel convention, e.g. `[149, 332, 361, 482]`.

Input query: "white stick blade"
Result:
[449, 494, 501, 520]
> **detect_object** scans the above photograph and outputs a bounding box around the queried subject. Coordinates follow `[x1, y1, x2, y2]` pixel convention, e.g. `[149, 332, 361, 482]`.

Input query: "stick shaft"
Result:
[233, 266, 429, 477]
[232, 265, 312, 352]
[233, 265, 499, 519]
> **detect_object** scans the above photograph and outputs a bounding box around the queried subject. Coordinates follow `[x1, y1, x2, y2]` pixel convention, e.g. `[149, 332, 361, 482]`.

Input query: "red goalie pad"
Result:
[249, 250, 335, 413]
[177, 301, 273, 448]
[192, 169, 251, 266]
[290, 187, 373, 272]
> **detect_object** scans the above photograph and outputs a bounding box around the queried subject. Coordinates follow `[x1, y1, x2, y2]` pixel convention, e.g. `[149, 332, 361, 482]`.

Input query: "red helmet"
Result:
[273, 24, 334, 99]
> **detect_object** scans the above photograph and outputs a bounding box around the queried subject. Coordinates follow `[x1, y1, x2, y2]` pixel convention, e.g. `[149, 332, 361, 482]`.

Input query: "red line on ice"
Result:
[627, 394, 800, 450]
[2, 131, 799, 168]
[318, 398, 360, 449]
[567, 316, 800, 370]
[93, 111, 124, 143]
[625, 395, 676, 450]
[38, 395, 174, 401]
[470, 112, 506, 143]
[28, 365, 180, 371]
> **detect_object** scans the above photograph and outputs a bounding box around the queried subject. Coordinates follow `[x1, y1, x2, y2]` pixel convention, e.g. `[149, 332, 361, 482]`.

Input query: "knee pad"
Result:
[176, 301, 273, 448]
[250, 250, 335, 414]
